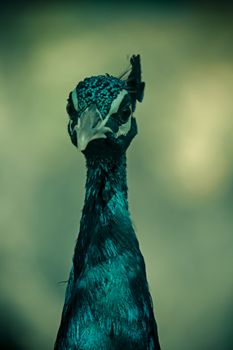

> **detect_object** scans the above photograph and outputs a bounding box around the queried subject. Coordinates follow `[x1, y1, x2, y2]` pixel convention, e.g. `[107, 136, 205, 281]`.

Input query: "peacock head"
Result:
[66, 55, 145, 158]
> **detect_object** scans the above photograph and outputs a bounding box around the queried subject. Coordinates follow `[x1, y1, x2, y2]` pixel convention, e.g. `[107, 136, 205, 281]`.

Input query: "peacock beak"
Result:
[74, 104, 112, 151]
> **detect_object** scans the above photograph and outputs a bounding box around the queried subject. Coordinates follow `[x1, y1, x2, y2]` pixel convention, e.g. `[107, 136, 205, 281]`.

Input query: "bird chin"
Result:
[77, 133, 107, 152]
[81, 138, 110, 158]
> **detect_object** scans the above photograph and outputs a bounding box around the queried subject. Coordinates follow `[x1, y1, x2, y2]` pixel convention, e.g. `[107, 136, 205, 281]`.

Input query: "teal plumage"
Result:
[54, 55, 161, 350]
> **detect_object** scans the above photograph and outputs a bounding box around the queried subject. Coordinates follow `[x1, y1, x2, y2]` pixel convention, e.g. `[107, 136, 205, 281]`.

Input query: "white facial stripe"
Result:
[68, 120, 73, 135]
[71, 89, 79, 111]
[114, 116, 132, 138]
[107, 89, 128, 116]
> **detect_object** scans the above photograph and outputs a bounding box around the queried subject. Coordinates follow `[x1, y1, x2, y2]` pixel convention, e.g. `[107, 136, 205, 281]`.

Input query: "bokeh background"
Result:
[1, 1, 233, 349]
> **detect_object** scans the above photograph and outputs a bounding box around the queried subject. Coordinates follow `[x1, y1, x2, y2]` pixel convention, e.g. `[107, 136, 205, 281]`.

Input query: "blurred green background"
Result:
[1, 1, 233, 349]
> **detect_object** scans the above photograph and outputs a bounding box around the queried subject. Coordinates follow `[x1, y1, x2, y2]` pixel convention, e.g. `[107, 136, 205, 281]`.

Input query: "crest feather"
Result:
[125, 55, 145, 112]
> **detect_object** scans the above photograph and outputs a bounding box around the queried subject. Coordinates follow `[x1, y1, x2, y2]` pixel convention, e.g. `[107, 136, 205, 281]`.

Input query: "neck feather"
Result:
[73, 153, 137, 280]
[85, 153, 128, 210]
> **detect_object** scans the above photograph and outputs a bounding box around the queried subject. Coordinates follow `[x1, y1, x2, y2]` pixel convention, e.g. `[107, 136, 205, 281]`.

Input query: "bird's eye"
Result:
[119, 107, 131, 123]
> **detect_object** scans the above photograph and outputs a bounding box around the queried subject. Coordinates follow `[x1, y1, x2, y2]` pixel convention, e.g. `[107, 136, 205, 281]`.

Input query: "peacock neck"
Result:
[73, 152, 131, 279]
[84, 152, 129, 213]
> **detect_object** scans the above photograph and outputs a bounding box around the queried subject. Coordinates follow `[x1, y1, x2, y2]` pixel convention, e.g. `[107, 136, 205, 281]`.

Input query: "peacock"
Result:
[54, 55, 161, 350]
